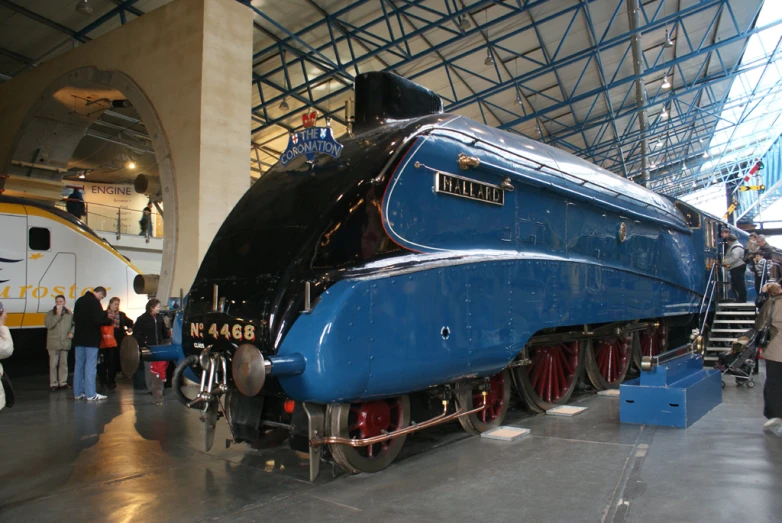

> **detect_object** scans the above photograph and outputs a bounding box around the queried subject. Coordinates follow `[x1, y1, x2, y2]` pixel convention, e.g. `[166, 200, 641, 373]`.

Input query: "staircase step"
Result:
[711, 329, 749, 333]
[713, 320, 755, 324]
[717, 302, 756, 309]
[706, 346, 733, 352]
[715, 311, 756, 316]
[704, 356, 719, 361]
[709, 337, 741, 342]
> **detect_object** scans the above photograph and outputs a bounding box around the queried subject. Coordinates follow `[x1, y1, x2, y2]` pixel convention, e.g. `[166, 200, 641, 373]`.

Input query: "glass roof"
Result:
[682, 0, 782, 245]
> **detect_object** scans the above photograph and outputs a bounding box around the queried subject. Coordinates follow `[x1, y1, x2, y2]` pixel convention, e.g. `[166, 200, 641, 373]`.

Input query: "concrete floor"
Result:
[0, 369, 780, 523]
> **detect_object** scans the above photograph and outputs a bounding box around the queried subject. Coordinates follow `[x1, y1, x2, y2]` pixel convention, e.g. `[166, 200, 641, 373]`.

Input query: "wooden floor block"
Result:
[597, 389, 621, 397]
[480, 426, 531, 441]
[546, 405, 588, 417]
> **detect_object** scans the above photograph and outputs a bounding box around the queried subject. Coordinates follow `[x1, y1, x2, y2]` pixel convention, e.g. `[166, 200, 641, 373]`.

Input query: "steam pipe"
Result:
[626, 0, 651, 186]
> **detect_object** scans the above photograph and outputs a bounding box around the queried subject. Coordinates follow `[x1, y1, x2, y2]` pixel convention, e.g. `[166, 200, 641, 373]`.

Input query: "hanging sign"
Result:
[280, 127, 343, 167]
[302, 111, 318, 128]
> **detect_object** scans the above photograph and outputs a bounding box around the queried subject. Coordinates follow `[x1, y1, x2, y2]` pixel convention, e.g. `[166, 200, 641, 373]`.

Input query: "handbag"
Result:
[757, 300, 775, 347]
[100, 324, 117, 349]
[1, 372, 14, 408]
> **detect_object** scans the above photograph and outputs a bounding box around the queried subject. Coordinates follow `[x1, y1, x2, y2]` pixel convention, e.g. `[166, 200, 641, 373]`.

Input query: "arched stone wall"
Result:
[4, 66, 179, 301]
[0, 0, 252, 302]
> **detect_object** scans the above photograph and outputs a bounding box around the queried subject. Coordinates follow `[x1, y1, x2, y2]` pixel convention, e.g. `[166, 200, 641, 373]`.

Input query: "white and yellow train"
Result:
[0, 195, 146, 328]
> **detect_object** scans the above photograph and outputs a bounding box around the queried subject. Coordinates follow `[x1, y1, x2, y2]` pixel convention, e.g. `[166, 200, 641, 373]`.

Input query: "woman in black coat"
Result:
[98, 297, 134, 390]
[132, 299, 169, 391]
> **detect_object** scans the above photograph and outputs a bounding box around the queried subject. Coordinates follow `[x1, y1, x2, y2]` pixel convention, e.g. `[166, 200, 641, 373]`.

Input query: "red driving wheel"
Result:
[585, 334, 633, 390]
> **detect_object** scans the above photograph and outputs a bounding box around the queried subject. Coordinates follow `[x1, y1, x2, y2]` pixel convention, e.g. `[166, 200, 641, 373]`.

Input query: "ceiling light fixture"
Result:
[660, 105, 668, 119]
[664, 29, 674, 48]
[78, 172, 86, 179]
[126, 160, 136, 170]
[485, 47, 495, 66]
[661, 74, 671, 89]
[458, 16, 470, 31]
[279, 97, 289, 111]
[515, 93, 523, 106]
[75, 0, 93, 16]
[703, 151, 709, 158]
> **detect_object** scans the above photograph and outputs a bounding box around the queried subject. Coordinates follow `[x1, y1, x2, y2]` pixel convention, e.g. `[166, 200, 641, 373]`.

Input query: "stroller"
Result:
[714, 329, 759, 389]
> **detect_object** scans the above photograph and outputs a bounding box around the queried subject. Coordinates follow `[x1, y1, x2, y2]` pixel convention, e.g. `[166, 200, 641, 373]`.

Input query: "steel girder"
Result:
[4, 0, 780, 198]
[248, 0, 779, 192]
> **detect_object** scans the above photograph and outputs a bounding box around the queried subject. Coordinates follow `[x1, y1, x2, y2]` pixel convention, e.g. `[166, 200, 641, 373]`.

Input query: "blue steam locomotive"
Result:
[170, 72, 750, 477]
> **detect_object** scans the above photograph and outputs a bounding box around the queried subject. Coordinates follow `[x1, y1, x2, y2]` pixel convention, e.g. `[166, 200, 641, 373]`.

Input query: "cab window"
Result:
[29, 227, 51, 250]
[674, 202, 701, 229]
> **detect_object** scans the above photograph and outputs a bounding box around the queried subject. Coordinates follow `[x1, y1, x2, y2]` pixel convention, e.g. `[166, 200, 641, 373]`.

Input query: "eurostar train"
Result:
[0, 195, 146, 366]
[172, 72, 752, 477]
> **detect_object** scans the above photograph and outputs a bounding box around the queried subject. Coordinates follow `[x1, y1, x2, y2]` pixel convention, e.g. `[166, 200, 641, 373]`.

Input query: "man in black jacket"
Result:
[72, 286, 112, 401]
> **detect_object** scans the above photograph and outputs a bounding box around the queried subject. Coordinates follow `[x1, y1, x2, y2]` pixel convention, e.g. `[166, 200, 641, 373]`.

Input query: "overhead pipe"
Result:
[626, 0, 651, 187]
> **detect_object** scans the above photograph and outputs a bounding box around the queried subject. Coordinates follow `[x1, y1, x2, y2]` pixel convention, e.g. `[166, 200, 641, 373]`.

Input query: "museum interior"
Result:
[0, 0, 781, 521]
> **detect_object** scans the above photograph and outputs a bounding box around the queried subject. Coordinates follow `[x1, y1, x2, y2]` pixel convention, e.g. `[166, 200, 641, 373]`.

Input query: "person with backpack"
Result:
[723, 234, 747, 303]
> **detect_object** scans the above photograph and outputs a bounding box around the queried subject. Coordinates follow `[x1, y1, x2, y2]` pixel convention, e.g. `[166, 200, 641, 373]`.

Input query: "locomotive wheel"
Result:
[585, 333, 635, 390]
[326, 396, 410, 474]
[633, 322, 668, 369]
[456, 369, 511, 435]
[514, 341, 584, 413]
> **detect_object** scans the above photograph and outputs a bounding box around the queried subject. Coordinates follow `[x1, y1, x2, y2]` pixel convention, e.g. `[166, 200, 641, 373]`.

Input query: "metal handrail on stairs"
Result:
[699, 264, 718, 335]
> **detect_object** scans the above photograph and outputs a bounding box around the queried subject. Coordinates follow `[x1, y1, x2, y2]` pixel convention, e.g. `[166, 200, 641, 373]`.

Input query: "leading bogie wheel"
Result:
[326, 395, 410, 474]
[455, 369, 511, 435]
[585, 333, 635, 390]
[514, 341, 584, 413]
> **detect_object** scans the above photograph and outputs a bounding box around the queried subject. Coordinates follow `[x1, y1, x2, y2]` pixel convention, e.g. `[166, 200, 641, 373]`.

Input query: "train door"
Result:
[0, 213, 28, 326]
[35, 253, 76, 313]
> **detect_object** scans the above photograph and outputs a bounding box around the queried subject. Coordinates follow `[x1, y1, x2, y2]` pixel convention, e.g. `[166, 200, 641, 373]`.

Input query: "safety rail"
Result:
[699, 264, 718, 335]
[55, 199, 162, 241]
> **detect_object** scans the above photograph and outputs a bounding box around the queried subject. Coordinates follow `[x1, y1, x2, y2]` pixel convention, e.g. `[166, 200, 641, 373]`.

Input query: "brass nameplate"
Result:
[435, 171, 504, 206]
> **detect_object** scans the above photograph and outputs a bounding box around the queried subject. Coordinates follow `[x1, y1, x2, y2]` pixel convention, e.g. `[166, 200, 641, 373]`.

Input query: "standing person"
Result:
[0, 302, 15, 411]
[133, 299, 170, 402]
[757, 234, 774, 260]
[723, 234, 747, 303]
[44, 295, 74, 392]
[98, 297, 134, 391]
[139, 202, 152, 237]
[72, 286, 112, 401]
[755, 283, 782, 436]
[753, 254, 770, 295]
[65, 189, 86, 220]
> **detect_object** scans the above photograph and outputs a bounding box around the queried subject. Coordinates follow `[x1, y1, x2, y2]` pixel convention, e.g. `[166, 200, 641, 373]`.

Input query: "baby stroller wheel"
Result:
[721, 380, 726, 389]
[747, 380, 756, 388]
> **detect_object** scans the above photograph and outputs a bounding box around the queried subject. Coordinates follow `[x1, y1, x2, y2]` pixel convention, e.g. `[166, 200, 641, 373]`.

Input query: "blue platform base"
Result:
[620, 353, 722, 428]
